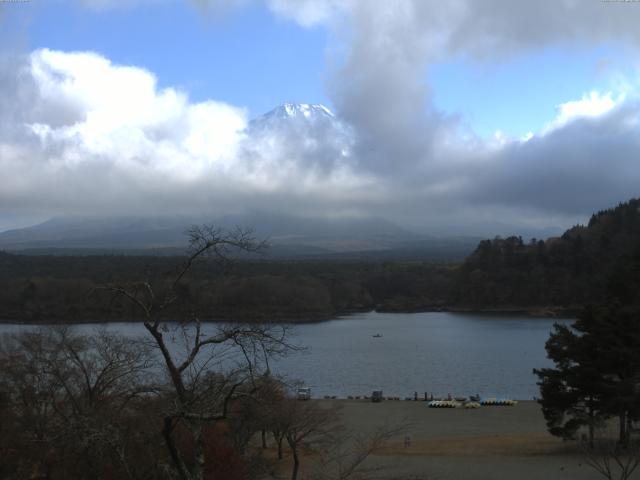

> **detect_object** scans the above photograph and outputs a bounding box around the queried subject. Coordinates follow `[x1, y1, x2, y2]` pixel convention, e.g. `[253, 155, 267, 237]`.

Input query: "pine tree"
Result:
[535, 302, 640, 446]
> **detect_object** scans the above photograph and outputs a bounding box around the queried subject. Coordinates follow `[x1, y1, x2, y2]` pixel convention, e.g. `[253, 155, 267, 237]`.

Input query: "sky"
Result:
[0, 0, 639, 236]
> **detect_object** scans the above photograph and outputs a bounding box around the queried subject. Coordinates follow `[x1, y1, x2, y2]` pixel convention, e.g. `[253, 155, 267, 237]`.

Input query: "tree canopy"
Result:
[534, 244, 640, 447]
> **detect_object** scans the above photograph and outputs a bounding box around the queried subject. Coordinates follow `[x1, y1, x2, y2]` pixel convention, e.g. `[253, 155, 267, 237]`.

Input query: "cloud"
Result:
[266, 1, 640, 155]
[0, 49, 372, 224]
[269, 0, 640, 56]
[542, 91, 624, 134]
[467, 102, 640, 212]
[1, 46, 640, 237]
[4, 0, 640, 236]
[24, 49, 248, 175]
[324, 1, 451, 176]
[0, 49, 246, 210]
[261, 0, 640, 228]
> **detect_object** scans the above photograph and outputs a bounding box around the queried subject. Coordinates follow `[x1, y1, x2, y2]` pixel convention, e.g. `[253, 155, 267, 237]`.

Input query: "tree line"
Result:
[0, 253, 455, 324]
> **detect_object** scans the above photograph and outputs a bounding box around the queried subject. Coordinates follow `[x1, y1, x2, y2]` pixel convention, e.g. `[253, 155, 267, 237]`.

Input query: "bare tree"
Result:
[582, 437, 640, 480]
[241, 373, 287, 455]
[277, 399, 341, 480]
[310, 422, 410, 480]
[252, 378, 290, 460]
[100, 226, 296, 480]
[0, 327, 158, 480]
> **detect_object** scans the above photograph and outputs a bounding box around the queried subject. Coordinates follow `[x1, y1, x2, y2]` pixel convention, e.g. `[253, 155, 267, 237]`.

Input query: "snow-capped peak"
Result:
[281, 102, 334, 118]
[244, 102, 354, 160]
[248, 103, 338, 133]
[261, 102, 335, 121]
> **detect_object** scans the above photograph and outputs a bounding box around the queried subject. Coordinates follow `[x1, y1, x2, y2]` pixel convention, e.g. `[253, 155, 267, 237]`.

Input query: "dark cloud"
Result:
[283, 0, 640, 227]
[464, 104, 640, 215]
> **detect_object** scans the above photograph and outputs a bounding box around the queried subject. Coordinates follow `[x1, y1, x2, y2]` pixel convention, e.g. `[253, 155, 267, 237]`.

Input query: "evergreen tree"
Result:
[535, 302, 640, 446]
[534, 319, 606, 447]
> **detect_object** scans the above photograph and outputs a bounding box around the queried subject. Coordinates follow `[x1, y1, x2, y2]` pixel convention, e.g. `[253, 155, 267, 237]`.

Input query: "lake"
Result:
[0, 311, 570, 400]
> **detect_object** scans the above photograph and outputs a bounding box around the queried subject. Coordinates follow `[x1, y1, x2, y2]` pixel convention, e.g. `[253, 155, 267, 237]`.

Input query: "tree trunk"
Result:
[619, 412, 629, 447]
[588, 404, 595, 449]
[191, 422, 206, 480]
[273, 431, 284, 459]
[277, 436, 283, 460]
[261, 429, 267, 449]
[163, 417, 191, 480]
[290, 446, 299, 480]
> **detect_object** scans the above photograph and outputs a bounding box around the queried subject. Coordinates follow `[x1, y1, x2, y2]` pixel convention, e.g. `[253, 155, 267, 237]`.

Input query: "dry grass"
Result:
[380, 433, 575, 457]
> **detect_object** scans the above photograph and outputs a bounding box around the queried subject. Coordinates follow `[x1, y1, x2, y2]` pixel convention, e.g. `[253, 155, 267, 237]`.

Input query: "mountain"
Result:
[247, 103, 346, 142]
[252, 102, 334, 122]
[0, 212, 404, 252]
[245, 102, 353, 167]
[0, 103, 484, 260]
[0, 211, 480, 260]
[248, 103, 339, 132]
[0, 216, 194, 250]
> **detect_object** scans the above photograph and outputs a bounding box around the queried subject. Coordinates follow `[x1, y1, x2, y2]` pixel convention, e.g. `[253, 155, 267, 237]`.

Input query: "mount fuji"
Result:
[245, 103, 354, 163]
[249, 102, 337, 128]
[0, 103, 481, 259]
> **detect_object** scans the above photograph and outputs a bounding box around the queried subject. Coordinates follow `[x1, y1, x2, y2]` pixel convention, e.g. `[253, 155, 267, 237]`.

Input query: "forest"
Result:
[1, 198, 639, 324]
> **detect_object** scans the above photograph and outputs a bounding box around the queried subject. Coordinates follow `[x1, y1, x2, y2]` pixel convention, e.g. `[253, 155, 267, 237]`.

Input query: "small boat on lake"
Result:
[372, 334, 383, 338]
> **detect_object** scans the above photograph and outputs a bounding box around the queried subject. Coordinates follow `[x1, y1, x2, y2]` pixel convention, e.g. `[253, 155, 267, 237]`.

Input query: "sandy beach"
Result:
[307, 399, 608, 480]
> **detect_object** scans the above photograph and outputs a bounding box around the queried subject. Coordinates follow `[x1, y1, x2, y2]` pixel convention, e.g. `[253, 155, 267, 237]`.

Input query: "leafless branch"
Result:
[582, 437, 640, 480]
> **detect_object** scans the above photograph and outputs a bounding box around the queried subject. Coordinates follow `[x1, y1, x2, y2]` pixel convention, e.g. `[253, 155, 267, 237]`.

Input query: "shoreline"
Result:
[0, 305, 578, 325]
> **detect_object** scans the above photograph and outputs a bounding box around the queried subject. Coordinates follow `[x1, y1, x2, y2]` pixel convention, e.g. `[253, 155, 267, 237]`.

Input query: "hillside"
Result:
[452, 198, 640, 311]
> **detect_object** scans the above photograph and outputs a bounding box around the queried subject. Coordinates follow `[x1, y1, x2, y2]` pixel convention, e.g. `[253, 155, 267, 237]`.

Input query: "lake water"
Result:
[0, 311, 570, 400]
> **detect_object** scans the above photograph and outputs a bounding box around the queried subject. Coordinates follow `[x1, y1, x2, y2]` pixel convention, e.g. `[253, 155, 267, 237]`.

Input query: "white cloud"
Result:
[542, 90, 624, 134]
[520, 132, 534, 142]
[0, 49, 372, 222]
[25, 49, 248, 175]
[491, 130, 508, 148]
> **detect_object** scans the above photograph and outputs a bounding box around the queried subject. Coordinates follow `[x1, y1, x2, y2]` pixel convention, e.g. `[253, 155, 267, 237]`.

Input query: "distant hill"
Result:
[0, 213, 479, 261]
[0, 216, 191, 250]
[452, 198, 640, 311]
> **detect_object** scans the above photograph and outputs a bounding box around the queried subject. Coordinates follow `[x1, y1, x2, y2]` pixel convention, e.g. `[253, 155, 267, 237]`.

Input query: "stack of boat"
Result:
[428, 400, 460, 408]
[480, 398, 518, 406]
[427, 398, 516, 408]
